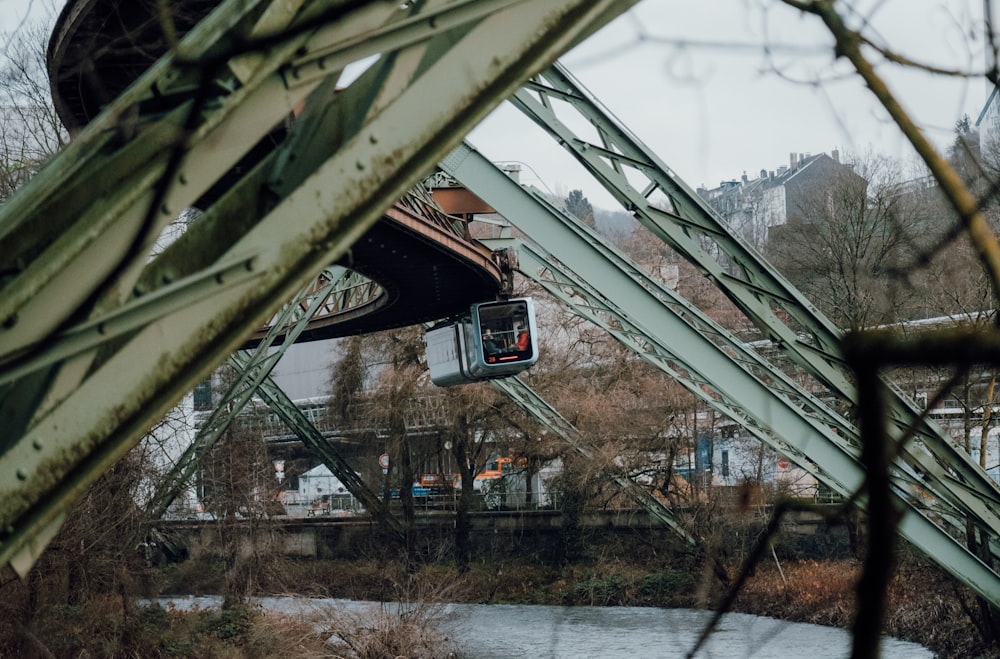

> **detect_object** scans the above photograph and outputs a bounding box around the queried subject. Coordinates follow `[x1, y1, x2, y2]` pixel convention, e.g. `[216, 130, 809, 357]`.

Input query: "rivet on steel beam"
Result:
[356, 161, 365, 171]
[1, 314, 16, 329]
[32, 439, 42, 451]
[15, 468, 28, 481]
[369, 134, 378, 145]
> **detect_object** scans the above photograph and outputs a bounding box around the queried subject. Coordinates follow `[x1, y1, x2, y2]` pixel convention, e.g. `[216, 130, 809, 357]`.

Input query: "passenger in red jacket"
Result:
[514, 326, 530, 353]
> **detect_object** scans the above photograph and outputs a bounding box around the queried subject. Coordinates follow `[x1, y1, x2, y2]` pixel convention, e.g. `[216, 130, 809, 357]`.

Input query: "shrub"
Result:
[320, 601, 461, 659]
[640, 569, 694, 603]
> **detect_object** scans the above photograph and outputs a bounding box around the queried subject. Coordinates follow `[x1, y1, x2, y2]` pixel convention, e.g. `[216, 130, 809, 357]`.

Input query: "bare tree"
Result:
[437, 381, 509, 571]
[339, 327, 427, 564]
[768, 152, 924, 330]
[198, 367, 285, 606]
[0, 19, 67, 200]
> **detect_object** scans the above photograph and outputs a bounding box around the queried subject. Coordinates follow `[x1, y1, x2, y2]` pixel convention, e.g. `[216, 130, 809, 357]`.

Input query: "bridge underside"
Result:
[0, 0, 636, 575]
[50, 0, 504, 345]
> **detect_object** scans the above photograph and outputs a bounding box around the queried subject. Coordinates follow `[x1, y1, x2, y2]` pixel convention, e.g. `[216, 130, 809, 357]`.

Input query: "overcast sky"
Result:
[2, 0, 992, 210]
[470, 0, 992, 208]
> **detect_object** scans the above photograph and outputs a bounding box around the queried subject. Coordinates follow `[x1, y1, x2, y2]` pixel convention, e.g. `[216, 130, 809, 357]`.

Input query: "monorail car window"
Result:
[474, 299, 534, 364]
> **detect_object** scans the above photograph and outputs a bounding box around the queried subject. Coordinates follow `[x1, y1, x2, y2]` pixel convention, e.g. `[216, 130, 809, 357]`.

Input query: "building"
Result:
[287, 463, 360, 515]
[697, 150, 860, 250]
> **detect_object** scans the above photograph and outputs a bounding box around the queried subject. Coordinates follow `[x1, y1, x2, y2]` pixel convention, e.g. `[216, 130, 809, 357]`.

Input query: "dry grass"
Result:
[0, 594, 461, 659]
[315, 601, 460, 658]
[20, 554, 997, 658]
[732, 556, 1000, 658]
[737, 559, 858, 627]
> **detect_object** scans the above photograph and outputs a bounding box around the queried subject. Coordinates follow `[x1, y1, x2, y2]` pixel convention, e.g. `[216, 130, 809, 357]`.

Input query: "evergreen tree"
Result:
[565, 189, 596, 228]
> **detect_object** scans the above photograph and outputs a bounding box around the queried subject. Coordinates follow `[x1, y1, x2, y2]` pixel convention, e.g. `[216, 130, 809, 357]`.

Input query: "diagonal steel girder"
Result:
[509, 234, 989, 545]
[508, 63, 1000, 545]
[241, 360, 406, 540]
[0, 0, 637, 576]
[144, 266, 400, 539]
[439, 140, 1000, 607]
[142, 266, 351, 520]
[230, 352, 405, 538]
[489, 376, 698, 545]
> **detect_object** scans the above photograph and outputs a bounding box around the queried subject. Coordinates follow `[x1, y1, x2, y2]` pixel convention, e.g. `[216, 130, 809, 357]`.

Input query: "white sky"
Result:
[471, 0, 992, 208]
[1, 0, 991, 210]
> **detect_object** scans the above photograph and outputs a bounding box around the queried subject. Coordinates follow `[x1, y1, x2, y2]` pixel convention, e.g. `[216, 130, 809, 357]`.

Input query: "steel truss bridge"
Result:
[3, 0, 1000, 607]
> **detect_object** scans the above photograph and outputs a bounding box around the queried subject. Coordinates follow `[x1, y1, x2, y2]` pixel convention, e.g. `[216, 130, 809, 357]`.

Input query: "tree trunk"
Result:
[525, 455, 537, 507]
[391, 415, 416, 569]
[454, 435, 474, 573]
[980, 370, 996, 469]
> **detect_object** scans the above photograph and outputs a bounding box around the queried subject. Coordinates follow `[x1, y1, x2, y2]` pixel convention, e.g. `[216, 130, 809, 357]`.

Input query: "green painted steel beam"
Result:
[144, 266, 348, 519]
[440, 140, 1000, 608]
[243, 361, 404, 539]
[0, 0, 635, 575]
[508, 63, 1000, 530]
[490, 376, 698, 546]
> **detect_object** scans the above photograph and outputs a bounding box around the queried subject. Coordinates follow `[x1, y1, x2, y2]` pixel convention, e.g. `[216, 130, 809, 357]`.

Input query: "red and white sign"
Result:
[378, 453, 390, 469]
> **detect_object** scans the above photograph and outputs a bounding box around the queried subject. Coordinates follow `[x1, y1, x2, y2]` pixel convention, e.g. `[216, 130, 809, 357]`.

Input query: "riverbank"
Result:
[7, 512, 990, 657]
[156, 550, 995, 657]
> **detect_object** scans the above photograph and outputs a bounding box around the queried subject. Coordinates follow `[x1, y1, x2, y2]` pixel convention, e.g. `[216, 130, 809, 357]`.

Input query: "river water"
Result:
[159, 596, 932, 658]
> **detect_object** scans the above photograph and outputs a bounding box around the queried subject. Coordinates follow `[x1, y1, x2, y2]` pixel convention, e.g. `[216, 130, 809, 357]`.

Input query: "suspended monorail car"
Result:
[425, 298, 539, 387]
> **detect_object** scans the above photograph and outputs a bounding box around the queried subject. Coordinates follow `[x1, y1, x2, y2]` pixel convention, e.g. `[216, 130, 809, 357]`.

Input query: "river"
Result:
[158, 596, 931, 658]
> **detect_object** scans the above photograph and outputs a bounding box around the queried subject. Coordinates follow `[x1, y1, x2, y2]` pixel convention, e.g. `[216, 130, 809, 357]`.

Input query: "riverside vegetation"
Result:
[2, 514, 996, 659]
[153, 554, 991, 658]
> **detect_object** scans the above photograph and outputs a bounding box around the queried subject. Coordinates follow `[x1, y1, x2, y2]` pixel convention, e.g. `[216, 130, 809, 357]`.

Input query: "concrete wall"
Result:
[164, 506, 853, 563]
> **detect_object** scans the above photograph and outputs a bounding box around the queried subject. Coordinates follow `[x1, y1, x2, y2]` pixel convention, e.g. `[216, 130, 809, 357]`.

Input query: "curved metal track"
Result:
[48, 0, 504, 343]
[0, 0, 629, 575]
[248, 197, 504, 344]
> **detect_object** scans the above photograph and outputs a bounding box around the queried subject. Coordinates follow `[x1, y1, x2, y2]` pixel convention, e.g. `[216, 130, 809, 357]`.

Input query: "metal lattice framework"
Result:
[0, 0, 637, 576]
[439, 136, 1000, 605]
[506, 63, 1000, 536]
[2, 0, 999, 614]
[144, 265, 398, 535]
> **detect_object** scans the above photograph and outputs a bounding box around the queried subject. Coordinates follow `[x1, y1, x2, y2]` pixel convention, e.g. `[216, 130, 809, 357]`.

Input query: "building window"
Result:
[193, 379, 212, 411]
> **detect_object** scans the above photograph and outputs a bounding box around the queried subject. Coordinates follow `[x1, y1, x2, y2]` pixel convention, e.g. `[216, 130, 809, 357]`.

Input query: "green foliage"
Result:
[200, 603, 256, 641]
[559, 568, 694, 607]
[955, 113, 972, 136]
[639, 569, 694, 601]
[134, 604, 199, 657]
[565, 189, 596, 228]
[331, 335, 367, 421]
